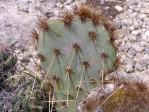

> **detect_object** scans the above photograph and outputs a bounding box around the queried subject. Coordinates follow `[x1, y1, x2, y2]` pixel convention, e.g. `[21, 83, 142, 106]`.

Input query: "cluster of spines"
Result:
[32, 5, 117, 43]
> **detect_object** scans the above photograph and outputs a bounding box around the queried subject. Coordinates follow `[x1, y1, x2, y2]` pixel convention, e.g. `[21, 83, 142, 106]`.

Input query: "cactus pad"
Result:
[34, 6, 117, 111]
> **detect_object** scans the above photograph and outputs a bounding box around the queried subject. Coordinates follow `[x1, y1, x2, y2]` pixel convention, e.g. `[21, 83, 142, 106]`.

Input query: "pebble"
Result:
[140, 41, 147, 47]
[135, 63, 144, 71]
[145, 69, 149, 75]
[127, 34, 138, 42]
[114, 0, 149, 80]
[117, 29, 130, 38]
[145, 31, 149, 37]
[131, 30, 139, 35]
[54, 10, 60, 16]
[138, 14, 147, 20]
[141, 35, 148, 42]
[127, 48, 136, 58]
[56, 3, 64, 8]
[114, 5, 123, 12]
[145, 48, 149, 54]
[129, 26, 134, 30]
[133, 44, 144, 52]
[125, 65, 134, 73]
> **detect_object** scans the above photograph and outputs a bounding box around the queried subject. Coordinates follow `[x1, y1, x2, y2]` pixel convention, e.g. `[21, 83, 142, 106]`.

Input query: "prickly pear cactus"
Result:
[33, 6, 117, 111]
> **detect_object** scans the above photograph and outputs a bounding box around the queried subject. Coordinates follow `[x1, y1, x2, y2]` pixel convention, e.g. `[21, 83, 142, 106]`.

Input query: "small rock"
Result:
[131, 30, 139, 35]
[113, 20, 121, 29]
[135, 63, 144, 72]
[140, 54, 149, 67]
[131, 12, 138, 18]
[145, 69, 149, 75]
[133, 44, 144, 52]
[125, 65, 134, 73]
[121, 19, 128, 24]
[134, 53, 142, 62]
[29, 58, 34, 63]
[127, 0, 140, 5]
[127, 48, 136, 58]
[14, 50, 20, 54]
[127, 34, 138, 42]
[32, 51, 38, 57]
[129, 26, 134, 30]
[54, 10, 60, 16]
[145, 31, 149, 37]
[141, 28, 146, 32]
[140, 41, 147, 47]
[145, 48, 149, 54]
[117, 29, 130, 38]
[56, 3, 64, 8]
[141, 35, 148, 41]
[17, 56, 23, 61]
[65, 5, 73, 11]
[138, 14, 147, 19]
[114, 5, 123, 12]
[124, 58, 134, 66]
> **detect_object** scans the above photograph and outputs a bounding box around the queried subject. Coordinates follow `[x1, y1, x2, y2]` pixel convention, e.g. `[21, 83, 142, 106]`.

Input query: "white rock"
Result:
[65, 5, 73, 11]
[17, 56, 23, 61]
[141, 29, 146, 32]
[145, 69, 149, 75]
[134, 53, 142, 62]
[114, 5, 123, 12]
[54, 10, 59, 16]
[127, 34, 138, 42]
[117, 29, 130, 38]
[138, 14, 147, 19]
[56, 3, 63, 8]
[133, 44, 144, 52]
[129, 26, 134, 30]
[14, 50, 20, 54]
[140, 54, 149, 68]
[140, 41, 148, 47]
[125, 65, 134, 73]
[127, 48, 136, 58]
[145, 48, 149, 54]
[135, 63, 144, 71]
[131, 12, 138, 18]
[131, 30, 139, 35]
[143, 54, 149, 60]
[141, 35, 148, 41]
[145, 31, 149, 36]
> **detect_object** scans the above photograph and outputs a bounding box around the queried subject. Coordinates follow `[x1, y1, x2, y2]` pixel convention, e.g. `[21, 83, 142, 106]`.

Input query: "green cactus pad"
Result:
[36, 8, 117, 111]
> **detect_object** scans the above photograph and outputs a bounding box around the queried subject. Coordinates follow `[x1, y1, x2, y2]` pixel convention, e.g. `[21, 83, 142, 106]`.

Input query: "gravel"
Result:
[114, 0, 149, 78]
